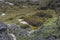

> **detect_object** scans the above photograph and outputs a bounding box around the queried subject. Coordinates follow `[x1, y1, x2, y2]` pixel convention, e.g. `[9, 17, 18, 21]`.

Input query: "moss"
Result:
[20, 24, 30, 29]
[30, 26, 38, 30]
[33, 12, 53, 18]
[24, 16, 44, 27]
[0, 5, 56, 30]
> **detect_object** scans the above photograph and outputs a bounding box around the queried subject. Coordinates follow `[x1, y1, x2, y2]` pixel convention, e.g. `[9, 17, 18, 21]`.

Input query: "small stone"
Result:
[5, 2, 14, 6]
[1, 13, 6, 16]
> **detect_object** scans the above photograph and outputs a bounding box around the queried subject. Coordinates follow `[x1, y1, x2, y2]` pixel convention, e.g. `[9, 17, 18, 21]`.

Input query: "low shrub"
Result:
[34, 12, 53, 18]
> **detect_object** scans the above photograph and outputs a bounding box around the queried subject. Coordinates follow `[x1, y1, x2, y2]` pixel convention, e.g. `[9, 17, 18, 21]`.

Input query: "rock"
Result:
[20, 21, 29, 25]
[0, 22, 9, 40]
[5, 2, 14, 6]
[18, 19, 23, 22]
[0, 22, 7, 30]
[1, 13, 6, 16]
[8, 24, 27, 36]
[19, 30, 28, 36]
[9, 24, 19, 30]
[18, 19, 29, 25]
[0, 22, 17, 40]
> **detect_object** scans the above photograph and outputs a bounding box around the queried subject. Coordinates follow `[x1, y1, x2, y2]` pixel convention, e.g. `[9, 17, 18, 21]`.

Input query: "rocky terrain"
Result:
[0, 0, 60, 40]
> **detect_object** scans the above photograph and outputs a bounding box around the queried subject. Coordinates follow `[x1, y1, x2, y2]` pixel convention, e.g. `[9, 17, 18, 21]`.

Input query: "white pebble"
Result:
[18, 19, 29, 25]
[18, 19, 23, 22]
[5, 2, 14, 6]
[1, 13, 6, 16]
[20, 21, 29, 25]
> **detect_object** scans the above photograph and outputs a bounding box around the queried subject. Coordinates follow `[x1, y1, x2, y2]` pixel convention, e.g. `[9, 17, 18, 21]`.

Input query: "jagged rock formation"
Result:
[0, 22, 9, 40]
[0, 22, 17, 40]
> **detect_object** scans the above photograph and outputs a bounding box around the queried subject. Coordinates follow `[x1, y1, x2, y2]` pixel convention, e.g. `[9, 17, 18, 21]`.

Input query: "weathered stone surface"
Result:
[0, 22, 7, 31]
[0, 22, 9, 40]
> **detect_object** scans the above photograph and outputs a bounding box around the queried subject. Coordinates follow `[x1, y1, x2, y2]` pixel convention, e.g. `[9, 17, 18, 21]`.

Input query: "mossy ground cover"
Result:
[0, 5, 57, 30]
[0, 6, 34, 22]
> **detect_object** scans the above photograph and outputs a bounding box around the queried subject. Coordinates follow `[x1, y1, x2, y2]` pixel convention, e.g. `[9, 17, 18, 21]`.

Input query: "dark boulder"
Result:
[9, 24, 19, 30]
[0, 22, 9, 40]
[0, 22, 7, 31]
